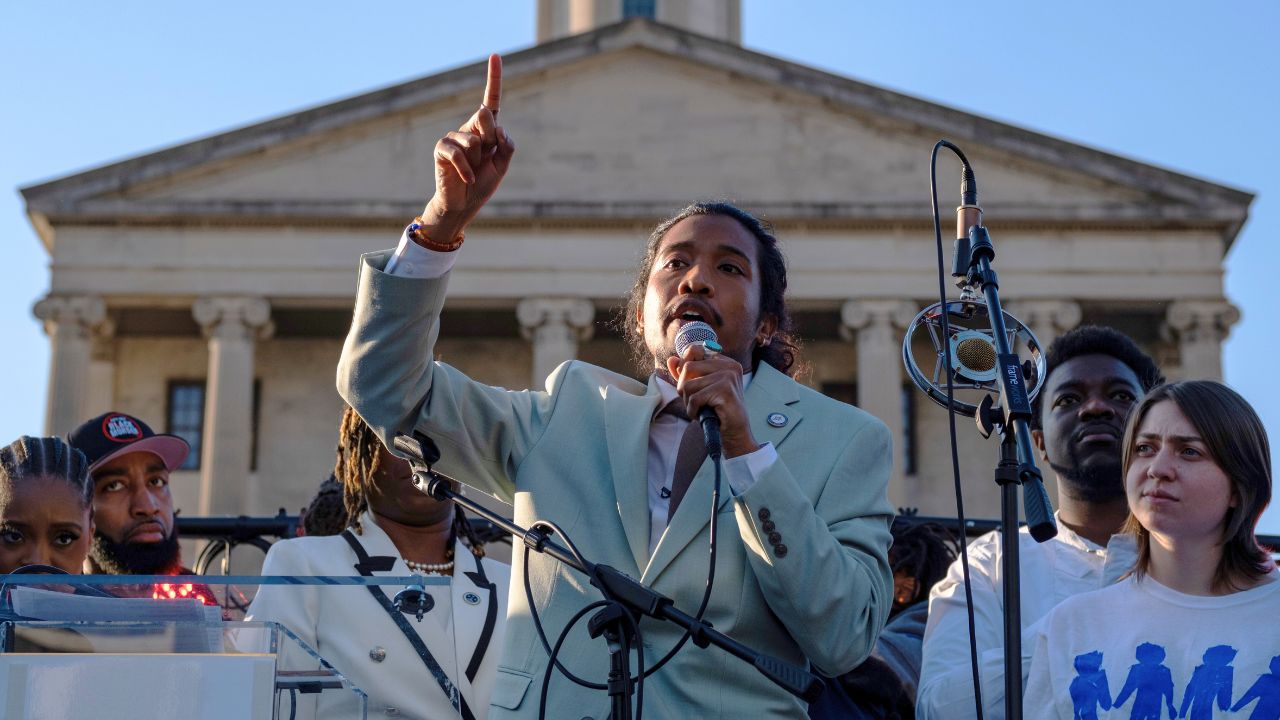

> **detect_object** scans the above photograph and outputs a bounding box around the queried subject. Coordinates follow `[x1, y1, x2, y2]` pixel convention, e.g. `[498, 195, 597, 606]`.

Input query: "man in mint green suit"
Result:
[338, 55, 894, 719]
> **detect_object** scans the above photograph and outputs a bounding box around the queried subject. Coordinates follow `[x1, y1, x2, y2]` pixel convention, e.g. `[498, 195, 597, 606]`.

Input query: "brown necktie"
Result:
[661, 400, 707, 524]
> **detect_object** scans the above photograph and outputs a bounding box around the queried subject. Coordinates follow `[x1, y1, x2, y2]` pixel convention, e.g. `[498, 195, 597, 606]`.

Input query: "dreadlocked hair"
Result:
[335, 407, 384, 535]
[889, 519, 959, 607]
[452, 504, 487, 559]
[0, 436, 93, 509]
[334, 407, 486, 558]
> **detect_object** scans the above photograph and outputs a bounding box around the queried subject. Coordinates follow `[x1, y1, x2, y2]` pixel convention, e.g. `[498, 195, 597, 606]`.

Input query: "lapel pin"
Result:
[464, 592, 481, 605]
[767, 412, 788, 428]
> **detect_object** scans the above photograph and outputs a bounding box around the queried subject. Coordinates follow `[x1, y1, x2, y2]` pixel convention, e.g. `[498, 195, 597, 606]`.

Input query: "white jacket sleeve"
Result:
[917, 531, 1008, 720]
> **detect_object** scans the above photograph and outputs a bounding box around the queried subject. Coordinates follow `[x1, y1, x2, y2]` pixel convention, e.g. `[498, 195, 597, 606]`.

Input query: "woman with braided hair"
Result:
[248, 406, 510, 720]
[0, 436, 94, 575]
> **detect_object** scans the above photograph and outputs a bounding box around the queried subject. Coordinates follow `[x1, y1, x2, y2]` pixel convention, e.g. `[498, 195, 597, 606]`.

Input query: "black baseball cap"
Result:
[67, 411, 190, 473]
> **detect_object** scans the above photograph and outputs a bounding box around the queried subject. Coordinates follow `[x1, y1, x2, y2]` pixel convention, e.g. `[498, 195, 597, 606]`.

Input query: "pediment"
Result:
[23, 19, 1250, 238]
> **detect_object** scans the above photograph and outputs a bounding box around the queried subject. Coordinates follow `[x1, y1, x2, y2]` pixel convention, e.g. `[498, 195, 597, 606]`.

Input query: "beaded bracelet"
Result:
[407, 216, 465, 252]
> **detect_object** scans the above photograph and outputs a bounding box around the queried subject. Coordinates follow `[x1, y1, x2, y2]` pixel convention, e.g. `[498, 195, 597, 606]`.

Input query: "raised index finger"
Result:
[482, 54, 502, 115]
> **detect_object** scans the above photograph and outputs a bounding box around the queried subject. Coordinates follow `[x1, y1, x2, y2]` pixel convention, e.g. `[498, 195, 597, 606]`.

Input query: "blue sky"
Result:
[3, 1, 1277, 532]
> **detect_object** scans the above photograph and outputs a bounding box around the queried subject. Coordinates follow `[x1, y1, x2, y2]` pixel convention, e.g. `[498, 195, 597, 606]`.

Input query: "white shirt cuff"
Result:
[384, 228, 458, 278]
[723, 442, 777, 496]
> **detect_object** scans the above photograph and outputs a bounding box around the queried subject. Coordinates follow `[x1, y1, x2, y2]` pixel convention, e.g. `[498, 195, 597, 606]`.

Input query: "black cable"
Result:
[523, 523, 606, 691]
[931, 139, 986, 720]
[287, 688, 297, 720]
[537, 600, 608, 720]
[525, 454, 723, 720]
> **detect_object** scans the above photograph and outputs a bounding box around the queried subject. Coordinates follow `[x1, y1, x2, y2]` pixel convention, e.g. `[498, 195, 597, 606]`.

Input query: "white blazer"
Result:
[247, 512, 510, 720]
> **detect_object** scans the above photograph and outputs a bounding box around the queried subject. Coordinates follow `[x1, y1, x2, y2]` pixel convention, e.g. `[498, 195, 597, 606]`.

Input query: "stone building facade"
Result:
[22, 2, 1251, 522]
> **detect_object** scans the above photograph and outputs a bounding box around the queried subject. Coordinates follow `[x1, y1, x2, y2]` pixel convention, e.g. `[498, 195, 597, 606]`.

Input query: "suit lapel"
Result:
[351, 512, 403, 572]
[604, 379, 664, 574]
[642, 364, 802, 586]
[452, 539, 497, 691]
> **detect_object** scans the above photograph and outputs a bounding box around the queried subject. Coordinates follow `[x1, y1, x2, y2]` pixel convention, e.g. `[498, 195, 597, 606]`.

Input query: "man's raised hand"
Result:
[419, 54, 515, 245]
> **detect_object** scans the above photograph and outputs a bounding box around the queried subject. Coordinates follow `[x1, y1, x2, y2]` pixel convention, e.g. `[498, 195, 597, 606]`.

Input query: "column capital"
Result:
[1164, 300, 1241, 344]
[839, 299, 917, 341]
[32, 295, 107, 336]
[516, 297, 596, 342]
[1006, 300, 1082, 334]
[193, 296, 274, 341]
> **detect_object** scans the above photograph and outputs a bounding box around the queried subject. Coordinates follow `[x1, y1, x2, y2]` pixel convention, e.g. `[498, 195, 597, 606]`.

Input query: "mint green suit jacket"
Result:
[338, 251, 894, 719]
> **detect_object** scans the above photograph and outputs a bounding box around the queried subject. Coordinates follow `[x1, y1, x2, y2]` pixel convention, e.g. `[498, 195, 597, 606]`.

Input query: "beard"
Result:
[1049, 451, 1126, 504]
[90, 529, 182, 575]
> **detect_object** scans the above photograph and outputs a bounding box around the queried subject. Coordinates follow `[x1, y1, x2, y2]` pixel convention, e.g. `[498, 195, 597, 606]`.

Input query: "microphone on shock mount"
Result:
[673, 321, 724, 459]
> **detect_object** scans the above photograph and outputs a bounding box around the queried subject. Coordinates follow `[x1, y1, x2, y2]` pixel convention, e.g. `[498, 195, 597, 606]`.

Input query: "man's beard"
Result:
[1049, 452, 1126, 504]
[90, 529, 182, 575]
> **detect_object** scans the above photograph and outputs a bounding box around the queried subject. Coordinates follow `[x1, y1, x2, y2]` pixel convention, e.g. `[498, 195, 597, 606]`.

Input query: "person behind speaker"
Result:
[246, 407, 510, 720]
[1023, 380, 1277, 719]
[810, 519, 959, 719]
[337, 54, 894, 719]
[917, 325, 1163, 719]
[0, 436, 94, 576]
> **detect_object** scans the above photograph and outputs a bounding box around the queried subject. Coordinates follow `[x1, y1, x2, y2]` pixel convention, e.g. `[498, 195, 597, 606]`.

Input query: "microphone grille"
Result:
[956, 336, 998, 373]
[674, 321, 718, 357]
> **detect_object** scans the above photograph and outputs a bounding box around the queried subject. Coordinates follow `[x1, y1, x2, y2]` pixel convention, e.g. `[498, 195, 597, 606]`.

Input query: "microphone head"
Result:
[674, 321, 719, 358]
[950, 330, 1000, 382]
[902, 299, 1047, 418]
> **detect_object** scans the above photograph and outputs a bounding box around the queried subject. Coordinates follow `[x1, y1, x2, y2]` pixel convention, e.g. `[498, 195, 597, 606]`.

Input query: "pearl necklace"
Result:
[403, 558, 454, 575]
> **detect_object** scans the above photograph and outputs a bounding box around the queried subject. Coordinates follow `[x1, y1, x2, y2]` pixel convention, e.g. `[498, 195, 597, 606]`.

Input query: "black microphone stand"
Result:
[392, 432, 821, 720]
[954, 223, 1057, 720]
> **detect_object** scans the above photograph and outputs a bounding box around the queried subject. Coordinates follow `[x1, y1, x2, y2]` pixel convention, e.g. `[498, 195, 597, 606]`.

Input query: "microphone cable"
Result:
[526, 455, 723, 720]
[929, 139, 986, 720]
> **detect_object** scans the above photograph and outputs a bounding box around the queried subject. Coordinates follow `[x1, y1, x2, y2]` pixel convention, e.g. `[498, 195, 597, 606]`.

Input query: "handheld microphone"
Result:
[673, 321, 724, 459]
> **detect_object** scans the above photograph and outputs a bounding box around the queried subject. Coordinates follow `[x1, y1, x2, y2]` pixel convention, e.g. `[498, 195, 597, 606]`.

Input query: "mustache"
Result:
[1072, 421, 1122, 442]
[123, 518, 170, 538]
[663, 298, 723, 327]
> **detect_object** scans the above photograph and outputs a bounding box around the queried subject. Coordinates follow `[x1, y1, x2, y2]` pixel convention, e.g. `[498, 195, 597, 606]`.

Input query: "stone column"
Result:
[1005, 300, 1082, 353]
[193, 297, 273, 515]
[1164, 300, 1240, 381]
[33, 295, 107, 435]
[84, 317, 118, 420]
[516, 298, 595, 389]
[841, 300, 918, 495]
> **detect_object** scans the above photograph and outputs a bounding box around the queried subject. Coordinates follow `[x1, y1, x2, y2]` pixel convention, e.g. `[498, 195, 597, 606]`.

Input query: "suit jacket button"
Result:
[758, 508, 771, 521]
[773, 544, 789, 558]
[767, 531, 782, 544]
[762, 520, 776, 532]
[369, 646, 387, 662]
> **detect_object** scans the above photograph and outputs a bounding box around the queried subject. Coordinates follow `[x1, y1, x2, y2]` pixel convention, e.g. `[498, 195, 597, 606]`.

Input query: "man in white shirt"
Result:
[916, 325, 1163, 719]
[338, 54, 895, 720]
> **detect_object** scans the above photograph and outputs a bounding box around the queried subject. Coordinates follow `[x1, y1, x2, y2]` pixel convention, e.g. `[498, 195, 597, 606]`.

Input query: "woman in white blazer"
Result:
[248, 407, 510, 720]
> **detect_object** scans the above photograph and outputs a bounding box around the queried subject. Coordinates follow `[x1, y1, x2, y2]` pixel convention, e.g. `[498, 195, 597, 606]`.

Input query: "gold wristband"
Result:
[407, 217, 465, 252]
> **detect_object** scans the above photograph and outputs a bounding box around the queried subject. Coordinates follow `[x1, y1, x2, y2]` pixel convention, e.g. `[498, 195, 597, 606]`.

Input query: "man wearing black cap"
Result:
[68, 411, 191, 575]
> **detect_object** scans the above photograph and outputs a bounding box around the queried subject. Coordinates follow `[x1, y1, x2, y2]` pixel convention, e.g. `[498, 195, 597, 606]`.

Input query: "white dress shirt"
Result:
[916, 515, 1138, 720]
[387, 231, 778, 559]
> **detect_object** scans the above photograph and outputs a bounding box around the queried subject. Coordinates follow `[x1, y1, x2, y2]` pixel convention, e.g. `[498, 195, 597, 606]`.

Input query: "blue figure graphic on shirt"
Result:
[1070, 651, 1112, 720]
[1115, 643, 1177, 720]
[1178, 645, 1237, 720]
[1232, 655, 1280, 720]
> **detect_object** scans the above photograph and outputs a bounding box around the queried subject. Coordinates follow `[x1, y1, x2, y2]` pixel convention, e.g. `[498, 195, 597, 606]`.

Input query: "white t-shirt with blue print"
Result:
[1024, 569, 1280, 720]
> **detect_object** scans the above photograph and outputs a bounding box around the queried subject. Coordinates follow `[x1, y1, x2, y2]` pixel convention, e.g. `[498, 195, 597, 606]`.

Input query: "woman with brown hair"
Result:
[1024, 381, 1277, 719]
[248, 407, 510, 720]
